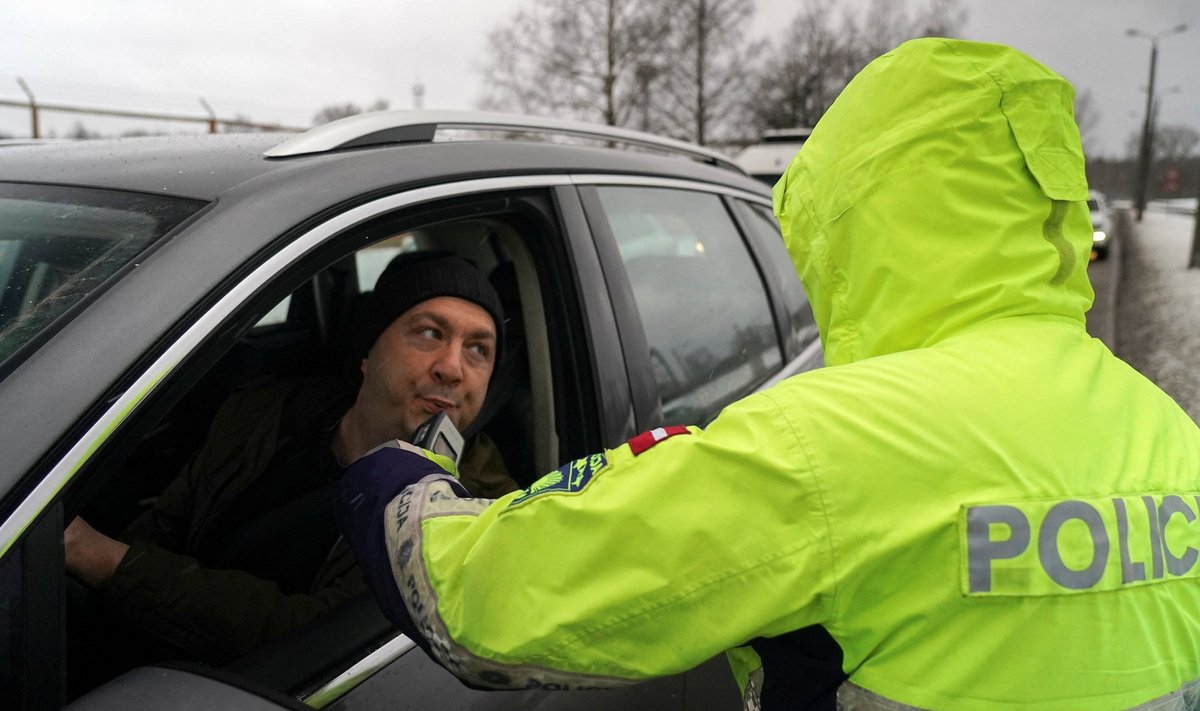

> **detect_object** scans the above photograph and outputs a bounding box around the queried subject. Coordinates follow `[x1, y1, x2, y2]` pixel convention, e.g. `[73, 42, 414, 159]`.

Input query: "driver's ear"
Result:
[360, 358, 369, 378]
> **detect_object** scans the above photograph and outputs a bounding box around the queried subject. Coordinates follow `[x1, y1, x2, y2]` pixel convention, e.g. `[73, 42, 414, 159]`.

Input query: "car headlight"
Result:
[1093, 231, 1107, 243]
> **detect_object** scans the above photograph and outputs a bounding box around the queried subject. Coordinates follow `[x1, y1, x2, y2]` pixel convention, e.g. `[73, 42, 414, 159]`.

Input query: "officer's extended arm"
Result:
[335, 393, 828, 692]
[335, 441, 646, 690]
[333, 441, 467, 662]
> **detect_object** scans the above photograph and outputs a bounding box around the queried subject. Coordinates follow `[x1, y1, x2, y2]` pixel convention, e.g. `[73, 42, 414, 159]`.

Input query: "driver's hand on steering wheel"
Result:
[64, 516, 129, 588]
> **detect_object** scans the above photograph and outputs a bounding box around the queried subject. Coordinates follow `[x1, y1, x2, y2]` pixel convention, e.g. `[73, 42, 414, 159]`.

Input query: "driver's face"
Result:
[359, 296, 496, 441]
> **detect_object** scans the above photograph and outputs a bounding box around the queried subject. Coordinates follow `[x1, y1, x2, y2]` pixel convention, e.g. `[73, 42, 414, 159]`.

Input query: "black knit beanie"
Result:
[352, 251, 505, 363]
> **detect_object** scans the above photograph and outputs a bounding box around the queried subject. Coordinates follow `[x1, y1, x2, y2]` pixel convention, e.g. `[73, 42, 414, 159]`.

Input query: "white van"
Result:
[735, 127, 812, 187]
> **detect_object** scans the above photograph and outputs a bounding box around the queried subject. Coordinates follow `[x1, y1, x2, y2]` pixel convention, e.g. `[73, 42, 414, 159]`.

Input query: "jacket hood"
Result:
[773, 39, 1093, 367]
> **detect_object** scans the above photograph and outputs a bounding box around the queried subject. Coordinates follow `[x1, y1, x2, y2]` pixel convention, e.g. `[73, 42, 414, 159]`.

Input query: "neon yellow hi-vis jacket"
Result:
[337, 39, 1200, 710]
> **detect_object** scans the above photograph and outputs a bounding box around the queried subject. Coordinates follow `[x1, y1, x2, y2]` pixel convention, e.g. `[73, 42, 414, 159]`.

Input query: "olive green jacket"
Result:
[101, 378, 512, 664]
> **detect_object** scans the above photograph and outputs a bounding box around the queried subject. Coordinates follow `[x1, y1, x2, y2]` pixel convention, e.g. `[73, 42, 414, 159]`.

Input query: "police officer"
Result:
[335, 39, 1200, 709]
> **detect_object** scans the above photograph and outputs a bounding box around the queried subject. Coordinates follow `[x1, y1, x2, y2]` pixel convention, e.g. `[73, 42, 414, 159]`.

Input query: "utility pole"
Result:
[1133, 40, 1156, 222]
[1190, 189, 1200, 269]
[635, 62, 658, 133]
[1190, 156, 1200, 269]
[1127, 24, 1188, 222]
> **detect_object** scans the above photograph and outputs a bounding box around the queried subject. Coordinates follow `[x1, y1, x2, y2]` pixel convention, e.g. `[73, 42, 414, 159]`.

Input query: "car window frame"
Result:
[204, 189, 588, 702]
[0, 175, 620, 708]
[574, 176, 796, 430]
[726, 198, 821, 360]
[0, 176, 575, 555]
[1, 500, 65, 711]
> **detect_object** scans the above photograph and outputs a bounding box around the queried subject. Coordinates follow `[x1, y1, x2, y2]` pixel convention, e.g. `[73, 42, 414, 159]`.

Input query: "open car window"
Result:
[56, 194, 569, 708]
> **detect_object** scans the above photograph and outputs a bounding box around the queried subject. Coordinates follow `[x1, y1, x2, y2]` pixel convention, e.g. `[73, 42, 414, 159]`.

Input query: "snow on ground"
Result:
[1115, 204, 1200, 422]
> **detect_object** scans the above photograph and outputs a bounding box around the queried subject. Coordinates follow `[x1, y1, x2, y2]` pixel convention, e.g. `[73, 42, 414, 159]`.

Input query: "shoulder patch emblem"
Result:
[508, 452, 608, 508]
[627, 426, 690, 455]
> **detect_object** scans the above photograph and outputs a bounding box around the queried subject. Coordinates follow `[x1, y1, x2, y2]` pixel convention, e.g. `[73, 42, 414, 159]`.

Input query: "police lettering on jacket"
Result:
[963, 493, 1200, 595]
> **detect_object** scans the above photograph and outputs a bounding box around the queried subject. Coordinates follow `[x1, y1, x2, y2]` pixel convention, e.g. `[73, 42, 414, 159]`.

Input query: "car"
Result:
[734, 127, 812, 187]
[1088, 189, 1113, 260]
[0, 110, 822, 710]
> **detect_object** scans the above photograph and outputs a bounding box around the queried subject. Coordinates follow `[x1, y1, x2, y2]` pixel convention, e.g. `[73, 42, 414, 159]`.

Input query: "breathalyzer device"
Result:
[412, 412, 465, 467]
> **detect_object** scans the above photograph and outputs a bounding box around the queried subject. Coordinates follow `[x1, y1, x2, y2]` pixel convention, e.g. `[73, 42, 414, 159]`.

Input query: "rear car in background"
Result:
[1088, 189, 1113, 260]
[0, 111, 821, 710]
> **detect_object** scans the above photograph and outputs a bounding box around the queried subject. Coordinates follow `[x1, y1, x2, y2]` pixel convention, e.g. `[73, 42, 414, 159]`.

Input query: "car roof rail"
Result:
[264, 109, 741, 171]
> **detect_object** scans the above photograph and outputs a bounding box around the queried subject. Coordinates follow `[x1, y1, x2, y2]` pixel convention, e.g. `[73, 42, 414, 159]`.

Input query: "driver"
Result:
[65, 251, 519, 663]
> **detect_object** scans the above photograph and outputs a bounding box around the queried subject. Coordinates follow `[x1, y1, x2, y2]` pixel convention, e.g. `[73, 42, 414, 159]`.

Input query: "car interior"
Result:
[60, 198, 577, 703]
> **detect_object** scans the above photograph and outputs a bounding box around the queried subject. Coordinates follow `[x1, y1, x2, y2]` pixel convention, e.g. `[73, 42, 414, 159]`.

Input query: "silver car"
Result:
[0, 111, 821, 710]
[1088, 189, 1113, 260]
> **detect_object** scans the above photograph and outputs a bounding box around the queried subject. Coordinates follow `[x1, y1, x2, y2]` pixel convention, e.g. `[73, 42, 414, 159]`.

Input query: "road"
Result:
[1110, 203, 1200, 421]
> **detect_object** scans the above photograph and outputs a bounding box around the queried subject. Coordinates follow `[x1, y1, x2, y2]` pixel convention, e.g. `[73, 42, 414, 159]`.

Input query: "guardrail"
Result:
[0, 95, 303, 137]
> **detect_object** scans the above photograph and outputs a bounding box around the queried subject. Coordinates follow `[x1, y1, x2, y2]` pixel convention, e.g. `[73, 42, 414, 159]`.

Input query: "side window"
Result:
[54, 199, 568, 707]
[594, 186, 782, 426]
[732, 200, 819, 353]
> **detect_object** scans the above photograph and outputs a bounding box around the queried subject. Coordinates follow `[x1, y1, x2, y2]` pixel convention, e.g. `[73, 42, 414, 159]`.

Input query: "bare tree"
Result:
[1074, 89, 1101, 157]
[313, 103, 362, 126]
[478, 0, 679, 126]
[477, 10, 548, 116]
[476, 0, 966, 142]
[747, 0, 855, 132]
[1155, 125, 1200, 162]
[851, 0, 912, 63]
[910, 0, 968, 37]
[224, 113, 264, 134]
[312, 99, 391, 127]
[66, 121, 100, 140]
[847, 0, 967, 70]
[1125, 125, 1200, 163]
[747, 0, 967, 136]
[655, 0, 762, 145]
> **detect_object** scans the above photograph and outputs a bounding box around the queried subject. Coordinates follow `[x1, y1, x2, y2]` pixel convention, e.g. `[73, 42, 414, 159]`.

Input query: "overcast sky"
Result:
[1, 0, 1197, 157]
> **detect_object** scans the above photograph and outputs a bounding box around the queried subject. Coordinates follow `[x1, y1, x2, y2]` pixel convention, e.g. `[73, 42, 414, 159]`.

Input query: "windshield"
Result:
[0, 183, 204, 373]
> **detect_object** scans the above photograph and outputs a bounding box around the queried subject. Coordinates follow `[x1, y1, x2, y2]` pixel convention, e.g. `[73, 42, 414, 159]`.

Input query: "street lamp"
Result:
[1126, 23, 1188, 222]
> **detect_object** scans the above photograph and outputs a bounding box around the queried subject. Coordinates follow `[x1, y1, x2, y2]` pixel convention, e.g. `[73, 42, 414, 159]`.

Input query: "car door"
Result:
[0, 177, 740, 710]
[553, 176, 821, 711]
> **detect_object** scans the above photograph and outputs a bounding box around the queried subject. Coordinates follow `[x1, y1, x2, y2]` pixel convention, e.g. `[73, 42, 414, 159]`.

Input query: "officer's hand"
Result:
[333, 441, 467, 626]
